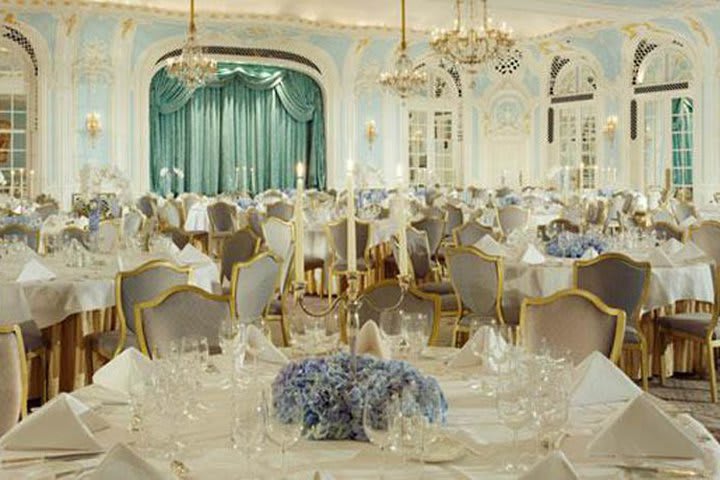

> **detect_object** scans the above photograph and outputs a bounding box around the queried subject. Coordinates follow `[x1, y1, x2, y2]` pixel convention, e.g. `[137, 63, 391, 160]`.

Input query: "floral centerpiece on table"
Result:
[75, 165, 131, 223]
[546, 231, 608, 259]
[272, 352, 447, 441]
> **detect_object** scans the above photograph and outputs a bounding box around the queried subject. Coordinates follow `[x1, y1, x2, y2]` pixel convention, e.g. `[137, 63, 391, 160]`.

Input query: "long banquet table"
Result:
[2, 350, 718, 479]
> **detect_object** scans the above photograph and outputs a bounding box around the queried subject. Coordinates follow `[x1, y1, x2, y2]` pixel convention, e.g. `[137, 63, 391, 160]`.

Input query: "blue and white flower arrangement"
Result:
[497, 193, 521, 207]
[546, 232, 608, 259]
[272, 352, 447, 441]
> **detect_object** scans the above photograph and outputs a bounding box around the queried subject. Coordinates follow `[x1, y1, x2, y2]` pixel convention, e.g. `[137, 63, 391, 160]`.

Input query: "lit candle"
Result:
[294, 162, 305, 284]
[578, 163, 584, 193]
[9, 168, 14, 197]
[396, 165, 409, 277]
[19, 168, 24, 198]
[347, 160, 357, 273]
[250, 166, 255, 192]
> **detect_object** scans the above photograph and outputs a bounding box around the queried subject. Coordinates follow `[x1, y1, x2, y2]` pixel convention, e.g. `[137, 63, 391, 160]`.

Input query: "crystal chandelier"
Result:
[165, 0, 217, 88]
[430, 0, 514, 73]
[378, 0, 427, 99]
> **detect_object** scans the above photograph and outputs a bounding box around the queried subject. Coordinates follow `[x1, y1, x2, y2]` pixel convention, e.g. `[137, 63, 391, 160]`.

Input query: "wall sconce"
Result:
[603, 115, 618, 141]
[85, 112, 102, 146]
[365, 120, 377, 147]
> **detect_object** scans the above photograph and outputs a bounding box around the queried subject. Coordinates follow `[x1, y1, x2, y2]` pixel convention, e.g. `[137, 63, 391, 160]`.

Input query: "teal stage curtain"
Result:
[150, 63, 326, 195]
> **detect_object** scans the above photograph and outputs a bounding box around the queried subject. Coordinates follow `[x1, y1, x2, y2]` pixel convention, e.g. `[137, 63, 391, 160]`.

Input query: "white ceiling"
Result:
[90, 0, 718, 37]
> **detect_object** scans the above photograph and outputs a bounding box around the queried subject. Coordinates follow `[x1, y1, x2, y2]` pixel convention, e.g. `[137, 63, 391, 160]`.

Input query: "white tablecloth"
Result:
[4, 351, 717, 479]
[0, 251, 219, 329]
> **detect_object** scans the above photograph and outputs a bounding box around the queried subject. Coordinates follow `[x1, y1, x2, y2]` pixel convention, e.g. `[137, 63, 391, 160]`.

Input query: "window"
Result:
[0, 94, 26, 170]
[671, 97, 693, 189]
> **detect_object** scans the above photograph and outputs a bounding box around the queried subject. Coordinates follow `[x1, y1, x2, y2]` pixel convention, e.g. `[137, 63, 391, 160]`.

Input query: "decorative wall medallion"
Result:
[74, 39, 113, 85]
[354, 61, 382, 96]
[486, 92, 528, 135]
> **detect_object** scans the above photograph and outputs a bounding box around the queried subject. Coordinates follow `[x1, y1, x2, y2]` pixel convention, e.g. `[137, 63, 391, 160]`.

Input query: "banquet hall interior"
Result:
[2, 0, 720, 478]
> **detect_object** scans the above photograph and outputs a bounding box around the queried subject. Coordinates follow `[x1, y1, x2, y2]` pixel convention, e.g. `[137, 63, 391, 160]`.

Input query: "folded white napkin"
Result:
[0, 393, 103, 451]
[569, 351, 641, 407]
[521, 243, 546, 265]
[473, 235, 506, 257]
[246, 324, 288, 365]
[676, 242, 707, 263]
[648, 247, 675, 267]
[661, 238, 684, 256]
[679, 215, 697, 229]
[519, 451, 579, 480]
[587, 393, 704, 460]
[16, 258, 56, 283]
[92, 348, 153, 399]
[580, 247, 598, 260]
[448, 326, 506, 371]
[79, 443, 169, 480]
[355, 320, 390, 360]
[176, 243, 211, 265]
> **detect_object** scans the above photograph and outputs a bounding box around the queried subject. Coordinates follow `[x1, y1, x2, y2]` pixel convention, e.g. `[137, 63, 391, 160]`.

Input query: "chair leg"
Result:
[327, 270, 333, 307]
[640, 338, 650, 391]
[40, 350, 48, 404]
[84, 343, 94, 386]
[658, 331, 667, 386]
[707, 342, 717, 403]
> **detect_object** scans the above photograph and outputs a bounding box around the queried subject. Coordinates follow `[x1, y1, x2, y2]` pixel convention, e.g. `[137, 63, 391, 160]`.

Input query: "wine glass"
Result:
[232, 386, 266, 477]
[379, 310, 403, 357]
[264, 389, 304, 480]
[496, 372, 532, 473]
[363, 391, 396, 479]
[403, 313, 429, 361]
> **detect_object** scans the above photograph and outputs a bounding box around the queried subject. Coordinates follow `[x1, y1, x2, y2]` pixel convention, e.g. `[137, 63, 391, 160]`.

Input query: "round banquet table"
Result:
[4, 349, 718, 479]
[0, 250, 219, 397]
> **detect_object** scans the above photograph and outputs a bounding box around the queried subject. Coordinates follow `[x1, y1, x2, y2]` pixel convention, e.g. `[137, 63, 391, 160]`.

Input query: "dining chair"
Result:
[162, 226, 190, 250]
[246, 207, 265, 242]
[672, 201, 696, 224]
[135, 285, 231, 358]
[573, 253, 651, 390]
[84, 260, 191, 375]
[158, 200, 183, 230]
[207, 202, 238, 256]
[262, 218, 295, 296]
[230, 252, 285, 346]
[452, 221, 495, 247]
[35, 203, 59, 221]
[520, 288, 626, 365]
[657, 221, 720, 402]
[411, 216, 445, 259]
[350, 279, 441, 346]
[651, 221, 684, 242]
[443, 203, 464, 240]
[60, 226, 89, 248]
[121, 209, 145, 241]
[497, 206, 529, 238]
[0, 325, 27, 436]
[17, 320, 48, 402]
[446, 246, 505, 345]
[0, 224, 40, 252]
[136, 195, 158, 219]
[180, 193, 202, 220]
[547, 218, 581, 236]
[220, 227, 261, 285]
[266, 201, 294, 222]
[326, 217, 373, 305]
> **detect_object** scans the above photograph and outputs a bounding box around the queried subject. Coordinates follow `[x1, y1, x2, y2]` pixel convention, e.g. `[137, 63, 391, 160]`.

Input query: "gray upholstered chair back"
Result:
[266, 201, 294, 222]
[652, 222, 684, 242]
[446, 246, 503, 322]
[181, 193, 201, 218]
[221, 228, 260, 282]
[422, 206, 444, 220]
[137, 195, 157, 219]
[497, 206, 529, 237]
[0, 224, 40, 252]
[453, 221, 494, 246]
[547, 218, 581, 235]
[262, 218, 294, 294]
[231, 252, 281, 323]
[159, 201, 182, 229]
[444, 204, 464, 237]
[97, 221, 120, 253]
[118, 262, 190, 334]
[122, 210, 144, 240]
[405, 227, 433, 280]
[0, 326, 26, 436]
[673, 201, 696, 223]
[246, 207, 265, 241]
[689, 221, 720, 270]
[411, 217, 445, 256]
[163, 226, 190, 250]
[521, 289, 625, 364]
[356, 281, 440, 345]
[574, 254, 650, 330]
[327, 218, 371, 264]
[207, 202, 237, 233]
[136, 286, 230, 358]
[60, 227, 89, 248]
[36, 203, 59, 220]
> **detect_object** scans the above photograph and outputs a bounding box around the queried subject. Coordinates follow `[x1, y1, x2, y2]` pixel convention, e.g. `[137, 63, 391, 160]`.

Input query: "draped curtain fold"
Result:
[150, 63, 326, 195]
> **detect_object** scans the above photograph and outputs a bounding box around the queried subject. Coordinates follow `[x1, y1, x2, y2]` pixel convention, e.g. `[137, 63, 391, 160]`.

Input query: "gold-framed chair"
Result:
[519, 288, 626, 365]
[84, 260, 191, 376]
[0, 224, 41, 252]
[651, 221, 684, 242]
[134, 285, 231, 358]
[0, 324, 28, 436]
[266, 201, 294, 223]
[207, 202, 238, 256]
[219, 227, 262, 286]
[326, 217, 374, 306]
[445, 245, 505, 345]
[573, 253, 651, 390]
[451, 221, 495, 247]
[496, 205, 529, 239]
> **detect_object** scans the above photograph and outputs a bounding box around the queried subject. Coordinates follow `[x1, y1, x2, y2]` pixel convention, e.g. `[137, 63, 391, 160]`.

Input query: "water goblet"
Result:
[363, 391, 395, 479]
[496, 373, 532, 473]
[232, 386, 265, 478]
[264, 389, 304, 480]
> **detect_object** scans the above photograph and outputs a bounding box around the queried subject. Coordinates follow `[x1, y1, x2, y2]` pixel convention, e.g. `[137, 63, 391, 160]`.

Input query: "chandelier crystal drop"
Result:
[378, 0, 427, 99]
[430, 0, 515, 73]
[165, 0, 217, 88]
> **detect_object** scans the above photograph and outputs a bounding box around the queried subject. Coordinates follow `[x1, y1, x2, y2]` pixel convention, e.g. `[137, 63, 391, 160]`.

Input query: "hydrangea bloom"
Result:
[272, 353, 447, 441]
[546, 232, 608, 259]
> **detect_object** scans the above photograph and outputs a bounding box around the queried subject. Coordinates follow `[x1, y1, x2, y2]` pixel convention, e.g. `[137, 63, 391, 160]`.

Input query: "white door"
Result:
[556, 104, 597, 189]
[408, 108, 456, 186]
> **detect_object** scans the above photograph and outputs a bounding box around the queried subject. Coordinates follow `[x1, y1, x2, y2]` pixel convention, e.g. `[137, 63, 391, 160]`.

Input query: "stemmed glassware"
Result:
[232, 386, 266, 479]
[402, 313, 430, 361]
[264, 389, 305, 480]
[496, 363, 532, 473]
[363, 389, 397, 479]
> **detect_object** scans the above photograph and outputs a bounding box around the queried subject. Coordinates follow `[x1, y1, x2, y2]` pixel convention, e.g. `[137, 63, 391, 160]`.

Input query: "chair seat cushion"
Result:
[659, 312, 718, 338]
[19, 321, 45, 353]
[86, 330, 137, 359]
[304, 256, 325, 271]
[420, 281, 454, 295]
